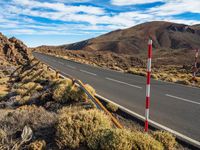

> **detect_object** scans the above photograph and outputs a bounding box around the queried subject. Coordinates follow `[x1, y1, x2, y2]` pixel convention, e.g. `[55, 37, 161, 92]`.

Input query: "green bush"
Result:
[106, 102, 118, 112]
[87, 128, 133, 150]
[56, 108, 112, 149]
[153, 131, 177, 150]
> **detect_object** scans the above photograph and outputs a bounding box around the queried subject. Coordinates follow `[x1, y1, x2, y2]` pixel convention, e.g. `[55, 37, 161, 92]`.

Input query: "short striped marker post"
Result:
[193, 49, 199, 84]
[145, 39, 152, 132]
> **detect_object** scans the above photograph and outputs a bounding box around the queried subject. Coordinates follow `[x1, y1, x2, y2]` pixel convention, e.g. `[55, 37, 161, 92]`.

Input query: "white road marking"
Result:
[80, 69, 97, 76]
[165, 94, 200, 105]
[67, 65, 76, 69]
[105, 77, 142, 89]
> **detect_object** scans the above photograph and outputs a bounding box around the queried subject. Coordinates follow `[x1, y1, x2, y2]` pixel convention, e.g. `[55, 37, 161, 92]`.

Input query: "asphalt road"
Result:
[33, 52, 200, 142]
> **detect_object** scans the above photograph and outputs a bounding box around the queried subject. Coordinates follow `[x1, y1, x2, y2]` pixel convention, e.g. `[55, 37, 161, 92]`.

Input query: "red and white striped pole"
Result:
[145, 39, 152, 132]
[193, 49, 199, 84]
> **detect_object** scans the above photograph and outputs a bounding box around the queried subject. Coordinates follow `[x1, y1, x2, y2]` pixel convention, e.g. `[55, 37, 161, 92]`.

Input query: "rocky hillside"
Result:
[0, 32, 31, 65]
[58, 21, 200, 54]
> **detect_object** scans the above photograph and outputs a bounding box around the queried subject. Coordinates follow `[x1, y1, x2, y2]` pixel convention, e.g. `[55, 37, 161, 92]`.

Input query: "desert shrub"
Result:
[106, 102, 118, 112]
[84, 84, 96, 96]
[14, 82, 43, 96]
[29, 140, 46, 150]
[153, 131, 177, 150]
[16, 96, 31, 105]
[0, 77, 9, 85]
[127, 68, 146, 76]
[59, 78, 73, 86]
[0, 129, 7, 144]
[164, 77, 177, 82]
[58, 106, 84, 115]
[87, 99, 97, 108]
[0, 91, 8, 100]
[52, 84, 66, 102]
[158, 73, 168, 79]
[87, 129, 163, 150]
[175, 80, 190, 85]
[56, 108, 112, 149]
[0, 105, 57, 137]
[151, 74, 158, 80]
[87, 128, 133, 150]
[132, 132, 164, 150]
[21, 82, 43, 91]
[52, 79, 72, 102]
[53, 83, 86, 103]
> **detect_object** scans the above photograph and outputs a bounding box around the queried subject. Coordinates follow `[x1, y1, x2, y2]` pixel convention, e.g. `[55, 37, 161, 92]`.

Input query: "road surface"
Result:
[33, 52, 200, 143]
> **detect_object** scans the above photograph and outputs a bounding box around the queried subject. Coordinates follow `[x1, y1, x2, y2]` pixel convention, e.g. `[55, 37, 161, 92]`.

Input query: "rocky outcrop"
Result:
[0, 32, 31, 65]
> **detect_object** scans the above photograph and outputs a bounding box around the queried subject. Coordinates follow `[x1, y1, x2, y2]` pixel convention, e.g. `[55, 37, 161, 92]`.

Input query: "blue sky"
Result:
[0, 0, 200, 47]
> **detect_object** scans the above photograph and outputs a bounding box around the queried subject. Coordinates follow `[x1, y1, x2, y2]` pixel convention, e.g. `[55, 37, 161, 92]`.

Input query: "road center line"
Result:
[80, 69, 97, 76]
[105, 77, 142, 89]
[67, 65, 76, 69]
[165, 94, 200, 105]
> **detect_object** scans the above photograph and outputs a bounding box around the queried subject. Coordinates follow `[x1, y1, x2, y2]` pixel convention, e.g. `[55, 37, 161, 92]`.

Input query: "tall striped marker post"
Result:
[145, 39, 152, 132]
[193, 49, 199, 85]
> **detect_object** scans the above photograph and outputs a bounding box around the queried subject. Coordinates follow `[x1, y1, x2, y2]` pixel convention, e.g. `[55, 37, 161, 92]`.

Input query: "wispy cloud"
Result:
[149, 0, 200, 16]
[111, 0, 163, 6]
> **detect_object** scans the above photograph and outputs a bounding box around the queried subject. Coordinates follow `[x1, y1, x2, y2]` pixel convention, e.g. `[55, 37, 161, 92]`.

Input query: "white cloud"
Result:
[12, 0, 104, 15]
[1, 0, 200, 36]
[111, 0, 163, 6]
[149, 0, 200, 16]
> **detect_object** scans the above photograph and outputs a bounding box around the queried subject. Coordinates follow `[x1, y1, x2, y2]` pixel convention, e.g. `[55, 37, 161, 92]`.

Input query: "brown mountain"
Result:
[59, 21, 200, 54]
[0, 32, 31, 65]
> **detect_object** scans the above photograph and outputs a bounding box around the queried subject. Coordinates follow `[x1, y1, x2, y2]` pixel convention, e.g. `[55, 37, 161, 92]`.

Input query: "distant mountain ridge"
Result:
[57, 21, 200, 54]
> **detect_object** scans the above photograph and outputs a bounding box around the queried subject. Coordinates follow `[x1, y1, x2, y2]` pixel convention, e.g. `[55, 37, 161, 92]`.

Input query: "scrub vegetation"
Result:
[0, 58, 180, 149]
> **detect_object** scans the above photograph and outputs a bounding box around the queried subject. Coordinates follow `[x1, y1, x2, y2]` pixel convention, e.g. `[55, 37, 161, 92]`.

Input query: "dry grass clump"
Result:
[14, 81, 43, 96]
[0, 105, 56, 137]
[106, 102, 118, 112]
[132, 132, 164, 150]
[84, 84, 96, 96]
[153, 131, 177, 150]
[16, 96, 30, 105]
[87, 129, 164, 150]
[29, 140, 46, 150]
[0, 77, 9, 85]
[175, 80, 190, 85]
[0, 129, 7, 143]
[53, 80, 86, 103]
[127, 68, 146, 76]
[87, 128, 133, 150]
[56, 108, 112, 149]
[0, 85, 9, 100]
